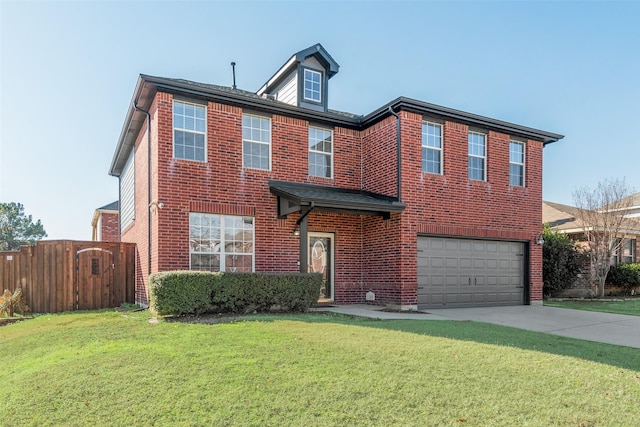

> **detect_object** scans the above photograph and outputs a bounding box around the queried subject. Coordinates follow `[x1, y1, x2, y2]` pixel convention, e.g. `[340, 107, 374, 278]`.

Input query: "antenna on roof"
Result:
[230, 62, 237, 90]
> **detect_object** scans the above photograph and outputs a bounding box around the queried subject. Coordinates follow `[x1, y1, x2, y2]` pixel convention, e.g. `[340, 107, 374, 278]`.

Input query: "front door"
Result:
[308, 233, 334, 301]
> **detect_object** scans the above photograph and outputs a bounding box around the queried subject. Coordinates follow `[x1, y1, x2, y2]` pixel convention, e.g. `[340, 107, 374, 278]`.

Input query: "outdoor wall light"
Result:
[293, 228, 300, 236]
[535, 234, 545, 245]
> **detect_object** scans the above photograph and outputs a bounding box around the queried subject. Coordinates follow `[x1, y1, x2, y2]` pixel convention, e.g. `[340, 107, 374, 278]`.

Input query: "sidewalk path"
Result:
[313, 304, 640, 348]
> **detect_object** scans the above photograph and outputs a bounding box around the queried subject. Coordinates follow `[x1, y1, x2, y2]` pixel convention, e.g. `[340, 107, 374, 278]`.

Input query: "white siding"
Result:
[301, 56, 323, 70]
[119, 151, 135, 230]
[273, 72, 297, 106]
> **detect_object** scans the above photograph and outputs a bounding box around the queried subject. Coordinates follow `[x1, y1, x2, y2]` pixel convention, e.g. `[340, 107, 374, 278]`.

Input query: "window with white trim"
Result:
[189, 213, 254, 272]
[422, 122, 442, 174]
[309, 127, 333, 178]
[509, 141, 525, 186]
[173, 101, 206, 161]
[614, 238, 636, 265]
[303, 69, 322, 103]
[242, 114, 271, 170]
[468, 131, 486, 181]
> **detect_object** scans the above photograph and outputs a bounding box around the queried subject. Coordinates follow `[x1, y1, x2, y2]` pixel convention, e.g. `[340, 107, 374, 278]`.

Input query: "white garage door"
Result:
[417, 237, 525, 309]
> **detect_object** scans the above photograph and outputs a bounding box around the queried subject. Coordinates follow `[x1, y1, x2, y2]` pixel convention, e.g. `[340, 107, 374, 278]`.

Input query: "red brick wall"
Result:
[362, 116, 399, 198]
[126, 90, 546, 307]
[99, 212, 119, 242]
[398, 111, 544, 304]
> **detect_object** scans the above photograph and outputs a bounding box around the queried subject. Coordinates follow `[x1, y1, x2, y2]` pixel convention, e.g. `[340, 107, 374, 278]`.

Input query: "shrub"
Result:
[0, 288, 29, 317]
[149, 271, 322, 316]
[606, 263, 640, 290]
[209, 273, 321, 313]
[149, 271, 220, 316]
[542, 225, 589, 297]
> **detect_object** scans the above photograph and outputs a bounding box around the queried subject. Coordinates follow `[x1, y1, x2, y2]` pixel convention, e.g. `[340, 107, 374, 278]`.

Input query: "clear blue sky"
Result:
[1, 1, 638, 240]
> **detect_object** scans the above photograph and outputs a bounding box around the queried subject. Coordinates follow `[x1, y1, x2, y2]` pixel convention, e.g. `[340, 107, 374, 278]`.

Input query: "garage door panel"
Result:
[430, 275, 445, 286]
[458, 241, 472, 252]
[445, 240, 459, 251]
[458, 293, 473, 303]
[429, 238, 445, 251]
[473, 259, 485, 269]
[445, 275, 463, 286]
[498, 243, 512, 253]
[459, 258, 472, 269]
[418, 237, 525, 309]
[445, 258, 459, 268]
[429, 257, 444, 268]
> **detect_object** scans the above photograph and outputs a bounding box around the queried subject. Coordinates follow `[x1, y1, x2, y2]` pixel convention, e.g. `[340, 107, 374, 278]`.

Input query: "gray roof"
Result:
[269, 180, 405, 216]
[97, 200, 119, 211]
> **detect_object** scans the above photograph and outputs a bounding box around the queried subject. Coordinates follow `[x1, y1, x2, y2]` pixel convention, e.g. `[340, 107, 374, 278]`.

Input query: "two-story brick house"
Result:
[110, 43, 563, 309]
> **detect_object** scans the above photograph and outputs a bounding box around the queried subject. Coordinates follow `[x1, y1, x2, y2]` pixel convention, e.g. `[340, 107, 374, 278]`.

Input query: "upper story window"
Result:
[303, 69, 322, 103]
[173, 101, 206, 162]
[509, 141, 525, 187]
[468, 131, 486, 181]
[189, 213, 254, 272]
[422, 122, 443, 174]
[309, 127, 333, 178]
[242, 114, 271, 170]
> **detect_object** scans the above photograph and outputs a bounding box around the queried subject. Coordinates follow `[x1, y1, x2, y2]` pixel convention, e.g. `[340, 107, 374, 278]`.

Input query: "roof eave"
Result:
[109, 75, 156, 177]
[363, 97, 564, 144]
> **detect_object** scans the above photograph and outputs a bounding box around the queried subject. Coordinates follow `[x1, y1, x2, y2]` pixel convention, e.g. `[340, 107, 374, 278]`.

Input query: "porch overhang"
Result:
[269, 180, 405, 220]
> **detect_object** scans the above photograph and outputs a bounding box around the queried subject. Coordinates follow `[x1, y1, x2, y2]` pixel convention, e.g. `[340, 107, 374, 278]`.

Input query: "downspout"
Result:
[388, 106, 402, 201]
[117, 180, 122, 240]
[133, 102, 152, 275]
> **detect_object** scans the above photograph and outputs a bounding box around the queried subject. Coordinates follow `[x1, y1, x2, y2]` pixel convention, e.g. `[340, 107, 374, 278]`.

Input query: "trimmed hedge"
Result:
[149, 271, 322, 316]
[149, 271, 218, 316]
[606, 263, 640, 290]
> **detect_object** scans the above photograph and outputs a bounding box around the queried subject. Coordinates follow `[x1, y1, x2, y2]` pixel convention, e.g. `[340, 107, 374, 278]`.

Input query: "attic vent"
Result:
[262, 93, 277, 101]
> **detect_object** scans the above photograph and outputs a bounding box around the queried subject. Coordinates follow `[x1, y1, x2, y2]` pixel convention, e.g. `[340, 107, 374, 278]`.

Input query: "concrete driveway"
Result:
[314, 305, 640, 348]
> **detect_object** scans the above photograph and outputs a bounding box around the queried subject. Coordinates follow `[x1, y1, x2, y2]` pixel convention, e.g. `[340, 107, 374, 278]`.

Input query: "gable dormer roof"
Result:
[254, 44, 338, 112]
[257, 43, 339, 97]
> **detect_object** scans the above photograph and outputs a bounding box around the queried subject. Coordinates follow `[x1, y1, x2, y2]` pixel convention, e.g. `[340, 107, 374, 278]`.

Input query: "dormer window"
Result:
[256, 44, 339, 113]
[303, 69, 322, 103]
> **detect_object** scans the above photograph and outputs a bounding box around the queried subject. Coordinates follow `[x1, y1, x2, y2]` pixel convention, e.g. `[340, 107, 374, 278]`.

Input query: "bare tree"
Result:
[572, 178, 635, 298]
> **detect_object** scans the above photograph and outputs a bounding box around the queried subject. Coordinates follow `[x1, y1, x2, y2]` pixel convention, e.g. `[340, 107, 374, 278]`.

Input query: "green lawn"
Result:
[545, 298, 640, 316]
[2, 310, 639, 427]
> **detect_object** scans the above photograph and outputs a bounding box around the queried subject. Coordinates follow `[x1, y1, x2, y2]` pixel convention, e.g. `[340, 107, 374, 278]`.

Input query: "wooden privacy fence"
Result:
[0, 240, 136, 313]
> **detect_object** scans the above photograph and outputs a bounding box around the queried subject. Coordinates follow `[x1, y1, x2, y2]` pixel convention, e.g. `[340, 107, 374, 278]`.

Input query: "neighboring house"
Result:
[608, 192, 640, 219]
[91, 201, 120, 242]
[543, 201, 640, 265]
[109, 43, 563, 309]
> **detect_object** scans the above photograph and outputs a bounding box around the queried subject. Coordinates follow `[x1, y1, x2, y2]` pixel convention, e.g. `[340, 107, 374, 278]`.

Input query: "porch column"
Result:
[299, 207, 309, 273]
